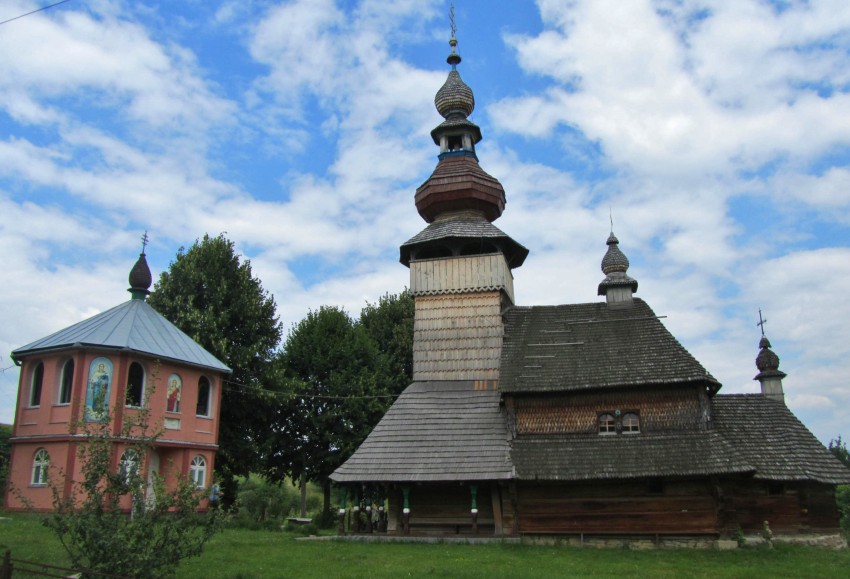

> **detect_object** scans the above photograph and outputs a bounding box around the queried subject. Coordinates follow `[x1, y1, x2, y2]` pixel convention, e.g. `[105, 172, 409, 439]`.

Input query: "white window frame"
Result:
[189, 455, 206, 488]
[31, 448, 50, 486]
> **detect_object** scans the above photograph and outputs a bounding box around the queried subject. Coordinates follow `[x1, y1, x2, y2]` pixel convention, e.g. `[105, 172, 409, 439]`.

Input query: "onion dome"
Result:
[435, 39, 475, 119]
[598, 232, 638, 297]
[755, 336, 786, 379]
[128, 252, 152, 300]
[601, 232, 629, 274]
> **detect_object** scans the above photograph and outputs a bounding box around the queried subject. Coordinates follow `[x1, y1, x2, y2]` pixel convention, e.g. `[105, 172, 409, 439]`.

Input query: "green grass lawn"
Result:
[1, 512, 848, 578]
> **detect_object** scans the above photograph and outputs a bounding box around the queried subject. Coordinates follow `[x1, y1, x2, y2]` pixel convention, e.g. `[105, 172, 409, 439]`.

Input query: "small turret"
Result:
[754, 334, 786, 403]
[128, 232, 152, 300]
[597, 231, 638, 306]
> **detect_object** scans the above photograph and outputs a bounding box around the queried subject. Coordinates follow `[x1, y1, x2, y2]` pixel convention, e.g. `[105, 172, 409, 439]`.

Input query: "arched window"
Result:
[189, 455, 206, 488]
[29, 362, 44, 407]
[59, 359, 74, 405]
[31, 448, 50, 486]
[196, 377, 211, 417]
[598, 413, 616, 435]
[622, 412, 640, 434]
[166, 374, 182, 413]
[126, 362, 145, 407]
[119, 449, 139, 484]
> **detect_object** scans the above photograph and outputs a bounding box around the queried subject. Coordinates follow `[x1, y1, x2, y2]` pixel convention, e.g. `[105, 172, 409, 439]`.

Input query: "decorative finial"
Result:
[447, 0, 461, 67]
[757, 309, 768, 337]
[450, 1, 457, 43]
[129, 231, 153, 300]
[609, 207, 614, 234]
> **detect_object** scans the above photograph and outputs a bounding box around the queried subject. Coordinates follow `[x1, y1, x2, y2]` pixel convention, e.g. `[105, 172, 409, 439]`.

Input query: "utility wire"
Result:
[221, 379, 400, 401]
[0, 0, 72, 27]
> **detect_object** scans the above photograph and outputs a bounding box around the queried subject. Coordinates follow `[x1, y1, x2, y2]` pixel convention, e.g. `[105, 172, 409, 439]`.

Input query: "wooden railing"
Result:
[0, 550, 128, 578]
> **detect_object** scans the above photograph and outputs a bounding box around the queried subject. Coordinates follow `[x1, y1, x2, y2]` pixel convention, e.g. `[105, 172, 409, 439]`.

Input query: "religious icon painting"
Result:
[85, 357, 113, 422]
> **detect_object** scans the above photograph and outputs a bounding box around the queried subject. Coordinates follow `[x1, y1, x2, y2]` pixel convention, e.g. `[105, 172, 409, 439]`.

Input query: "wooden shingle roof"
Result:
[511, 430, 754, 481]
[712, 394, 850, 484]
[500, 299, 719, 394]
[330, 381, 513, 483]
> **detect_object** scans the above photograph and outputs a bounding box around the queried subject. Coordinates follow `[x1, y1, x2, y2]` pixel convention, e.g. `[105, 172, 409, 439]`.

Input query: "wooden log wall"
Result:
[413, 292, 505, 381]
[512, 479, 719, 535]
[512, 384, 705, 435]
[717, 478, 841, 534]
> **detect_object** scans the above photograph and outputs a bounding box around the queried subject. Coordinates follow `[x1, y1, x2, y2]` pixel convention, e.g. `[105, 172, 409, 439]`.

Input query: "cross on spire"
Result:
[450, 0, 456, 40]
[141, 231, 149, 255]
[757, 309, 768, 337]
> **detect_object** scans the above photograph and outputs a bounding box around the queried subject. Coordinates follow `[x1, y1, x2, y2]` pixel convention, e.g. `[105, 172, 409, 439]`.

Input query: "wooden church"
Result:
[330, 32, 850, 544]
[5, 246, 230, 512]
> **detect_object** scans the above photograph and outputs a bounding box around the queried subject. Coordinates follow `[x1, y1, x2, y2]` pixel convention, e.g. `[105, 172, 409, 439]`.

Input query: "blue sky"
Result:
[2, 0, 849, 444]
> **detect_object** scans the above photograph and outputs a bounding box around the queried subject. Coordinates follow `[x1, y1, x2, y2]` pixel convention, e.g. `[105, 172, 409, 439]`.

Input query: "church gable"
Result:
[500, 299, 720, 395]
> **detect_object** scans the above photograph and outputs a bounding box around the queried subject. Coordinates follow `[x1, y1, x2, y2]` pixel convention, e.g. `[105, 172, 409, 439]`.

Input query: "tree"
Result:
[829, 436, 850, 468]
[359, 290, 414, 396]
[147, 234, 282, 502]
[267, 306, 392, 520]
[0, 422, 11, 498]
[829, 437, 850, 535]
[22, 372, 222, 578]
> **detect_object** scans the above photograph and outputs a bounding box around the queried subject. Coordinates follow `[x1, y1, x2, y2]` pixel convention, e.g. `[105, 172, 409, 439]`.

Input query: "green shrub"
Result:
[228, 476, 300, 530]
[836, 485, 850, 536]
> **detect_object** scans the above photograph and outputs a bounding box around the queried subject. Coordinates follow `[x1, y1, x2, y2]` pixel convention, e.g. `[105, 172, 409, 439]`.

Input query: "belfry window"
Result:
[126, 362, 145, 407]
[29, 362, 44, 407]
[59, 359, 74, 405]
[196, 377, 211, 417]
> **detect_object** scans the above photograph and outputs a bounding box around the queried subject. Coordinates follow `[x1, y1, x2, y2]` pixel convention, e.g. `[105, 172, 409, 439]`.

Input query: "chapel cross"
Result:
[756, 309, 768, 337]
[450, 1, 456, 39]
[141, 231, 149, 254]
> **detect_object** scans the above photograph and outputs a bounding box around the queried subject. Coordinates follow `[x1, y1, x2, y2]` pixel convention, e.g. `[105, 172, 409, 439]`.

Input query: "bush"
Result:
[228, 476, 299, 530]
[836, 485, 850, 536]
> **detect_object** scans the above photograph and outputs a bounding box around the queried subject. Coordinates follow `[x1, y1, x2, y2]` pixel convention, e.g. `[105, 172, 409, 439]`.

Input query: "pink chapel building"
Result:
[5, 250, 230, 511]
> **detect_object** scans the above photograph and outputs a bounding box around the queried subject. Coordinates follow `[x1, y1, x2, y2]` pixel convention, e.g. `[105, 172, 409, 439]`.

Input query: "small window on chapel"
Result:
[598, 413, 616, 435]
[126, 362, 145, 407]
[597, 411, 641, 435]
[622, 412, 640, 434]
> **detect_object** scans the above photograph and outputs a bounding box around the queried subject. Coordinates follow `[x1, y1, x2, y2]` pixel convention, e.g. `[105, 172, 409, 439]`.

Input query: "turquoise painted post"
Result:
[352, 487, 361, 533]
[337, 486, 347, 535]
[470, 484, 479, 535]
[402, 486, 411, 535]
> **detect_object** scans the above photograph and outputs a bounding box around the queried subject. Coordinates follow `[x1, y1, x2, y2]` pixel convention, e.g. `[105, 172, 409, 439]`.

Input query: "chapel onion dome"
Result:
[597, 232, 638, 297]
[128, 252, 152, 300]
[416, 35, 504, 224]
[754, 336, 787, 380]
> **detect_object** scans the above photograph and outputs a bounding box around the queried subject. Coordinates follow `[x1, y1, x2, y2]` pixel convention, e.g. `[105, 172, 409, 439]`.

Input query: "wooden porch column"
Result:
[352, 487, 361, 533]
[337, 486, 347, 536]
[470, 484, 479, 535]
[402, 486, 410, 535]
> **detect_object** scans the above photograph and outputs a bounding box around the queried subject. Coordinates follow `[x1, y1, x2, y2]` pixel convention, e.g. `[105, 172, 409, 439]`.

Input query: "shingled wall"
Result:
[512, 384, 707, 435]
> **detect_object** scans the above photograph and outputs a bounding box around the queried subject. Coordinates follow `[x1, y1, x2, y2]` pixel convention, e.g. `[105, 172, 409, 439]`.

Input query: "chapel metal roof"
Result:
[330, 381, 513, 483]
[499, 299, 720, 394]
[11, 298, 230, 373]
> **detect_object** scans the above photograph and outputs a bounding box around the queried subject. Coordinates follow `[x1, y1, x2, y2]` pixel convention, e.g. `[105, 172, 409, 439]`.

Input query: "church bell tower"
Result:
[401, 28, 528, 382]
